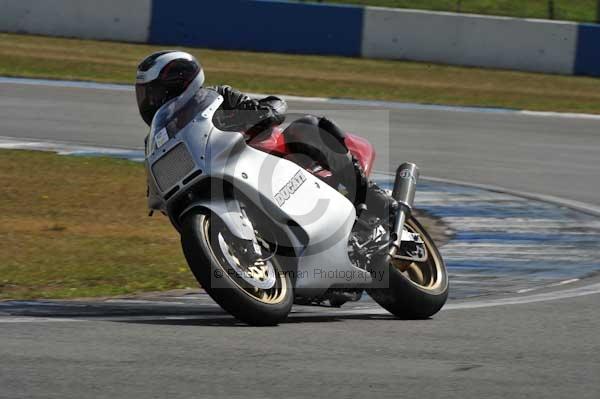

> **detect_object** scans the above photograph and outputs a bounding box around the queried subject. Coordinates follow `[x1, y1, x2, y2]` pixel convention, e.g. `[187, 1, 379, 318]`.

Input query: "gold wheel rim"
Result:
[391, 218, 444, 291]
[203, 217, 288, 305]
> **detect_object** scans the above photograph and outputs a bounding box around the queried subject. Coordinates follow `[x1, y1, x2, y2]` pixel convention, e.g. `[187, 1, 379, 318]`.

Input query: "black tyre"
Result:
[180, 211, 293, 326]
[367, 216, 448, 319]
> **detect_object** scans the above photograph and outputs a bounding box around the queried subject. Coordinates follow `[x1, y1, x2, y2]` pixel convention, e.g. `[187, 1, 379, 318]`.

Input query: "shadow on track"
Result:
[0, 300, 421, 326]
[115, 313, 405, 327]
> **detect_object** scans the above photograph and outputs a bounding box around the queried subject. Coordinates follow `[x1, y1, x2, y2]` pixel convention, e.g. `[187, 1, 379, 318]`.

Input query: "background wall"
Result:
[1, 0, 599, 76]
[0, 0, 152, 43]
[361, 8, 579, 75]
[148, 0, 363, 56]
[574, 24, 600, 75]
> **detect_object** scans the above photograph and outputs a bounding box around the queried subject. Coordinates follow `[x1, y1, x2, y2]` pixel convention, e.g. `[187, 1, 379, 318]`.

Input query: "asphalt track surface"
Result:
[1, 80, 599, 398]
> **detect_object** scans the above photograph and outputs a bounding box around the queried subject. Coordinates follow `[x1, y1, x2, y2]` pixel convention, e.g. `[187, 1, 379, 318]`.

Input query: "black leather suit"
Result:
[210, 85, 392, 217]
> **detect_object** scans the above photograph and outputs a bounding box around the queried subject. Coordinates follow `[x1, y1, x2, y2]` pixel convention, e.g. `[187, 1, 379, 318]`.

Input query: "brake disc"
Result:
[218, 233, 277, 290]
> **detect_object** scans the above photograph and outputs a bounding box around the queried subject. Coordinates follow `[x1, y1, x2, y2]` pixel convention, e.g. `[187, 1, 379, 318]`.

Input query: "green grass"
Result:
[0, 150, 195, 300]
[0, 150, 445, 301]
[301, 0, 598, 22]
[1, 32, 600, 113]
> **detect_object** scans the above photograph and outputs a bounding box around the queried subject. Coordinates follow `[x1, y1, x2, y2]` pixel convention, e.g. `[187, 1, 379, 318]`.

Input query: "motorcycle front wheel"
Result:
[367, 216, 448, 319]
[180, 211, 293, 326]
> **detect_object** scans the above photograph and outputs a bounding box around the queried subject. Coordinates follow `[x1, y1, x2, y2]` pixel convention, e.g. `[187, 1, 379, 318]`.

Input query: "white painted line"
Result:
[548, 278, 580, 287]
[0, 317, 83, 323]
[445, 281, 600, 310]
[2, 281, 599, 323]
[517, 287, 539, 294]
[306, 282, 600, 314]
[90, 314, 233, 322]
[517, 278, 580, 294]
[0, 76, 131, 92]
[0, 136, 145, 160]
[4, 135, 600, 218]
[2, 76, 600, 120]
[104, 299, 187, 305]
[0, 314, 229, 324]
[421, 176, 600, 217]
[1, 134, 600, 320]
[375, 172, 600, 217]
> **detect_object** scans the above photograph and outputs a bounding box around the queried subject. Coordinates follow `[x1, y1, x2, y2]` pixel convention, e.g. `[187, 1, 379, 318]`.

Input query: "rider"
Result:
[135, 50, 393, 217]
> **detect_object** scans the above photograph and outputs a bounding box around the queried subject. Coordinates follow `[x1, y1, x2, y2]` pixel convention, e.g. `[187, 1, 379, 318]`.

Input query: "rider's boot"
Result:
[319, 117, 398, 222]
[351, 158, 397, 221]
[365, 181, 397, 221]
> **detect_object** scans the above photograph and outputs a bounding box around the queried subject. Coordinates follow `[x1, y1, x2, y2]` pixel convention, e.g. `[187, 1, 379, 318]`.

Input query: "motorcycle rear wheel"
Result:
[367, 216, 448, 319]
[180, 211, 293, 326]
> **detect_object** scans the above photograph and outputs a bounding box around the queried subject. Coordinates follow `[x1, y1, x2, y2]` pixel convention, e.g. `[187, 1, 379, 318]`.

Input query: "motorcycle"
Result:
[145, 88, 448, 325]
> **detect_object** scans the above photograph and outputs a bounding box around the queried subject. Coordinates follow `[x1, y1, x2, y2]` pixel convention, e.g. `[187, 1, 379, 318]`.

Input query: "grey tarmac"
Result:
[0, 80, 599, 399]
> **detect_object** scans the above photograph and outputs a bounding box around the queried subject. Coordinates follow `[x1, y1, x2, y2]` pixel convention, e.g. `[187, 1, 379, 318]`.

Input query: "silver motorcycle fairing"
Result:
[146, 88, 222, 210]
[179, 197, 256, 241]
[145, 90, 373, 293]
[209, 132, 373, 292]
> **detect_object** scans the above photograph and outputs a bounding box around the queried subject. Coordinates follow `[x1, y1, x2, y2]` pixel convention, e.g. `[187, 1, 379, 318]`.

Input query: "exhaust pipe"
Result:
[390, 162, 419, 253]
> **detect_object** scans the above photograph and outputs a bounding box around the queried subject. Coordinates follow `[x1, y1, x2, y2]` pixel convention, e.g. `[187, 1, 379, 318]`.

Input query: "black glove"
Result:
[213, 96, 287, 134]
[258, 96, 287, 125]
[240, 96, 287, 136]
[213, 103, 267, 132]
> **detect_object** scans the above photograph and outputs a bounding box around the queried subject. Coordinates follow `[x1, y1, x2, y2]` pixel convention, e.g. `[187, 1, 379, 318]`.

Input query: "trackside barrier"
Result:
[0, 0, 152, 42]
[0, 0, 599, 76]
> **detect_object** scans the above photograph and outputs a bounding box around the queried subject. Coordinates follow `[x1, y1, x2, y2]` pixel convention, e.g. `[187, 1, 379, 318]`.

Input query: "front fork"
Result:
[390, 163, 419, 256]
